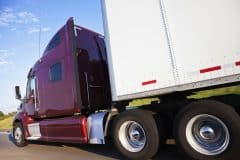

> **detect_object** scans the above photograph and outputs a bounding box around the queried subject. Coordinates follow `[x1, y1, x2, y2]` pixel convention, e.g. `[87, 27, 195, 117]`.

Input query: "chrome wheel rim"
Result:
[186, 114, 230, 155]
[118, 121, 146, 152]
[14, 127, 22, 143]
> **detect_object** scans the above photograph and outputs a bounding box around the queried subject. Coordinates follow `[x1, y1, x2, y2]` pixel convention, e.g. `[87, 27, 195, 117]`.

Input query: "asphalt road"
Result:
[0, 132, 189, 160]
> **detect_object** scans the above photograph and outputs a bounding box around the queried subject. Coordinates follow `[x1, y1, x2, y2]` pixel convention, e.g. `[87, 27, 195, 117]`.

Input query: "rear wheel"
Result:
[175, 100, 240, 160]
[13, 122, 27, 147]
[112, 109, 163, 160]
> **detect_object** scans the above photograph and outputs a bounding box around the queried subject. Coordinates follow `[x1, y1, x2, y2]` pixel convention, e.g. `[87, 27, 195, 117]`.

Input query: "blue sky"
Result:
[0, 0, 104, 113]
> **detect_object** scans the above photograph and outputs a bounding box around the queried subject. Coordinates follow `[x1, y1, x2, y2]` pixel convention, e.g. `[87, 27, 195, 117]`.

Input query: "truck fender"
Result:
[104, 108, 119, 137]
[87, 111, 109, 144]
[12, 112, 30, 138]
[87, 108, 119, 144]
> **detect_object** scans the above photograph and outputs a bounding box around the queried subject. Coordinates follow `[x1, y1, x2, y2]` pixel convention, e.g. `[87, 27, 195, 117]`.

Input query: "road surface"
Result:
[0, 132, 189, 160]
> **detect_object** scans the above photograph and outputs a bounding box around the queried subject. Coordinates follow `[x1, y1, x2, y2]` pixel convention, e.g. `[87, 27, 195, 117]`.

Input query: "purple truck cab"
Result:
[13, 18, 111, 144]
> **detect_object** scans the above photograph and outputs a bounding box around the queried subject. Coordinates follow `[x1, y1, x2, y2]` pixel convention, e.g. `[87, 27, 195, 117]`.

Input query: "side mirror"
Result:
[15, 86, 22, 100]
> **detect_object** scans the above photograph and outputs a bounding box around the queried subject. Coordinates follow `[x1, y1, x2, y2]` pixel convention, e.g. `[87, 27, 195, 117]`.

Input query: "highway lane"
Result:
[0, 132, 189, 160]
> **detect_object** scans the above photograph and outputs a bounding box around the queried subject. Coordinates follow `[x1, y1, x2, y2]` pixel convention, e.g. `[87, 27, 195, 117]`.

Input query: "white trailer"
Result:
[102, 0, 240, 101]
[101, 1, 240, 160]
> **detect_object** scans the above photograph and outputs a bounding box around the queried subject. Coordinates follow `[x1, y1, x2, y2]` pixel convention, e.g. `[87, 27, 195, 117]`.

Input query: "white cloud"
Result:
[28, 28, 40, 34]
[0, 8, 16, 26]
[42, 27, 50, 32]
[18, 11, 39, 23]
[0, 7, 39, 27]
[0, 49, 14, 66]
[0, 58, 8, 65]
[28, 27, 51, 34]
[11, 27, 17, 31]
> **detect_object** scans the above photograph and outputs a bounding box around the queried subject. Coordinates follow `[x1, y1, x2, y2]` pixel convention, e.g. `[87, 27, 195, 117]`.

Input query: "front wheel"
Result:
[175, 100, 240, 160]
[13, 122, 27, 147]
[112, 109, 163, 160]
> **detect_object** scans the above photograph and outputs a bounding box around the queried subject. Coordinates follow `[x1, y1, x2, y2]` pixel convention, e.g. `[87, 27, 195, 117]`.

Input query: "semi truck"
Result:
[13, 0, 240, 160]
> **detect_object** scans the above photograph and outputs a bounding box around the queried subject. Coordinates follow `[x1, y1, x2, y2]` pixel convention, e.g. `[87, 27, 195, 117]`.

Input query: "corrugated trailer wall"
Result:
[102, 0, 240, 101]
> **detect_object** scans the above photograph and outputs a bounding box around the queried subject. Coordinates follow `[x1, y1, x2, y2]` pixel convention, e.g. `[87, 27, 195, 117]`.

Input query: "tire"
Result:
[13, 122, 27, 147]
[112, 109, 163, 160]
[175, 100, 240, 160]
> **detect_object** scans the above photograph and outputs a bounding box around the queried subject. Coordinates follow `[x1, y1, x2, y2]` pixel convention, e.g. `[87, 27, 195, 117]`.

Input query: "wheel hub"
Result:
[186, 114, 230, 156]
[118, 121, 146, 152]
[14, 127, 22, 143]
[130, 130, 141, 141]
[199, 126, 216, 140]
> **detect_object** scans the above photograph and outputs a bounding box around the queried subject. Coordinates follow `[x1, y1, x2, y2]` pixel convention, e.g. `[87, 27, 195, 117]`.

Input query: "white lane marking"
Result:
[0, 132, 10, 135]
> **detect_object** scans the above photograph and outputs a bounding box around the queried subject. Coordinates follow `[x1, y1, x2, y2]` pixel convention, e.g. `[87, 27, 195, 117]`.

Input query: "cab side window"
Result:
[50, 63, 62, 81]
[26, 77, 36, 98]
[26, 80, 31, 98]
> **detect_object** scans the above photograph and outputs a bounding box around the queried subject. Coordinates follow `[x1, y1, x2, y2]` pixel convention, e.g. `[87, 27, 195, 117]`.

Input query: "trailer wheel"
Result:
[112, 109, 162, 160]
[13, 122, 27, 147]
[175, 100, 240, 160]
